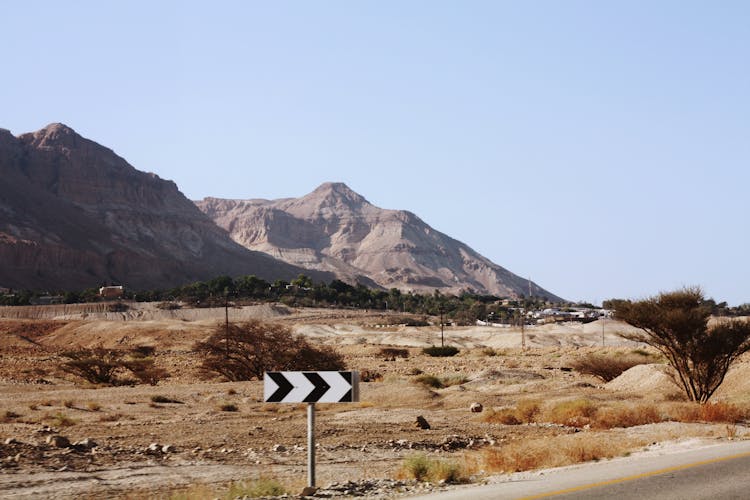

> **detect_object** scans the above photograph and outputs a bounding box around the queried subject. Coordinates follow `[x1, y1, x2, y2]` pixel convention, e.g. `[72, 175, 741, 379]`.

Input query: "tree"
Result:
[194, 319, 346, 381]
[615, 288, 750, 403]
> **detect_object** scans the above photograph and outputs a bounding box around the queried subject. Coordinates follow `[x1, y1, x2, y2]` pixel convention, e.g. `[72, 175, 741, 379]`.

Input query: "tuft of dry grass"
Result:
[665, 401, 748, 423]
[482, 408, 521, 425]
[219, 403, 239, 412]
[413, 373, 468, 389]
[47, 412, 76, 427]
[86, 402, 102, 412]
[98, 412, 123, 422]
[398, 454, 467, 483]
[593, 403, 663, 429]
[481, 433, 648, 473]
[1, 410, 21, 423]
[542, 398, 598, 427]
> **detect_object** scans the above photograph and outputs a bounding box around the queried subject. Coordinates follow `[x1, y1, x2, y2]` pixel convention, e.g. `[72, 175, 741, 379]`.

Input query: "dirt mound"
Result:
[715, 360, 750, 401]
[605, 363, 679, 395]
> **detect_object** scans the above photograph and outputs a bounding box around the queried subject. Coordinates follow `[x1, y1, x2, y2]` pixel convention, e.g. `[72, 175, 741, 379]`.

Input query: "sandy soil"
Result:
[0, 305, 748, 499]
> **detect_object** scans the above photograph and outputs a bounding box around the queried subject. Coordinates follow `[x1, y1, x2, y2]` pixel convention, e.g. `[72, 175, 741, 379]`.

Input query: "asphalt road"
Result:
[409, 439, 750, 500]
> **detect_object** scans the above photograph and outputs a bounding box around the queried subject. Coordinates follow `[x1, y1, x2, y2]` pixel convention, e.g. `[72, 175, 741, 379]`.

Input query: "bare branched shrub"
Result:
[58, 347, 169, 386]
[194, 320, 346, 381]
[571, 353, 653, 382]
[615, 288, 750, 403]
[58, 348, 126, 385]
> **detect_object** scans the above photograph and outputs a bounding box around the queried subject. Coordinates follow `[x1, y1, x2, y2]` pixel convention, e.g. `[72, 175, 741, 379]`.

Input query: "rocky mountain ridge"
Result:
[0, 124, 331, 290]
[197, 183, 562, 300]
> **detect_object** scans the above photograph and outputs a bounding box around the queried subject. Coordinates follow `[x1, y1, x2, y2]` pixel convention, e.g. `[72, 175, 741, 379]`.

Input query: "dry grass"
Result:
[542, 398, 598, 427]
[398, 454, 467, 483]
[593, 403, 663, 429]
[665, 401, 749, 423]
[86, 402, 102, 412]
[484, 398, 670, 430]
[481, 433, 649, 473]
[413, 373, 468, 389]
[1, 410, 21, 423]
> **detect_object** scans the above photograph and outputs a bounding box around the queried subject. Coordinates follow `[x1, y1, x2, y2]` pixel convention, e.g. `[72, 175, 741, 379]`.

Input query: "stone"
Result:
[162, 444, 175, 453]
[147, 443, 161, 453]
[415, 415, 431, 430]
[46, 435, 71, 448]
[4, 438, 19, 445]
[272, 444, 287, 452]
[301, 486, 318, 496]
[74, 438, 97, 449]
[470, 402, 483, 413]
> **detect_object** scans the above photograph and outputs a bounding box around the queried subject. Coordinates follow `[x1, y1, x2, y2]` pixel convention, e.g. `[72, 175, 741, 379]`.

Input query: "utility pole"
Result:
[439, 305, 445, 348]
[224, 288, 230, 359]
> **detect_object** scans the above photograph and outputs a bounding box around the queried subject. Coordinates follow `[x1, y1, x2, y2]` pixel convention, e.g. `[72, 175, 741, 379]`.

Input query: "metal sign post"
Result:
[307, 403, 315, 487]
[264, 371, 359, 488]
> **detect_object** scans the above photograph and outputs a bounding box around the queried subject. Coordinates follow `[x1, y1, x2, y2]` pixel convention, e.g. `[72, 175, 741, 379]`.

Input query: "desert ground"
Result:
[1, 302, 749, 499]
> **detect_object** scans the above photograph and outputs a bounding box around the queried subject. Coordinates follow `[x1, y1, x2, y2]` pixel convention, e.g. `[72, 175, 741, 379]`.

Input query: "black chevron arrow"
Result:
[303, 372, 330, 402]
[266, 372, 294, 402]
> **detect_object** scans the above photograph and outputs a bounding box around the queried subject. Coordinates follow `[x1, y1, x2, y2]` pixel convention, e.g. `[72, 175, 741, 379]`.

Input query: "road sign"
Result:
[264, 371, 359, 403]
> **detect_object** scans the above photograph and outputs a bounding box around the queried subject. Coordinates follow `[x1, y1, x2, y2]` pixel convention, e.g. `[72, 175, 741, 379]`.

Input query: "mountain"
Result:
[0, 123, 331, 290]
[197, 182, 562, 301]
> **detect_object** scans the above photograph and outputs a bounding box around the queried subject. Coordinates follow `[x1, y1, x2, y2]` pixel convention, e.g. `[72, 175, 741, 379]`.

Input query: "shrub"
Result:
[482, 408, 521, 425]
[414, 374, 443, 389]
[86, 402, 101, 412]
[219, 403, 239, 412]
[380, 347, 410, 359]
[224, 478, 287, 498]
[58, 347, 169, 386]
[414, 373, 468, 389]
[123, 358, 170, 386]
[48, 412, 76, 427]
[151, 395, 183, 404]
[615, 288, 750, 403]
[571, 353, 652, 382]
[543, 399, 598, 427]
[515, 399, 542, 423]
[58, 348, 124, 385]
[1, 411, 20, 422]
[593, 404, 663, 429]
[194, 320, 346, 381]
[666, 402, 747, 423]
[399, 454, 466, 483]
[482, 433, 646, 473]
[359, 369, 383, 382]
[423, 346, 460, 357]
[401, 454, 431, 481]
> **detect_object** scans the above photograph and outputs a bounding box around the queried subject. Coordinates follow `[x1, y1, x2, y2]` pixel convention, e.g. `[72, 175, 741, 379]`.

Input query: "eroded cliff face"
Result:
[197, 183, 562, 301]
[0, 124, 330, 290]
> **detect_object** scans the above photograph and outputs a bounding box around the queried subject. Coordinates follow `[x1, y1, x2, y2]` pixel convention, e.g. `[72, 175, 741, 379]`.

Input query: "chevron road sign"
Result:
[264, 371, 359, 403]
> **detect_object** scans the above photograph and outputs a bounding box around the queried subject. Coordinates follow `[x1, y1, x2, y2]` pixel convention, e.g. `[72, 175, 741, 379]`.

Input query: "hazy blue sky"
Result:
[3, 1, 749, 305]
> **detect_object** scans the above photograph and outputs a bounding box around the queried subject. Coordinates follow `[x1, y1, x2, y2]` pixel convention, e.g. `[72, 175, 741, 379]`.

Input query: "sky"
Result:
[3, 1, 749, 305]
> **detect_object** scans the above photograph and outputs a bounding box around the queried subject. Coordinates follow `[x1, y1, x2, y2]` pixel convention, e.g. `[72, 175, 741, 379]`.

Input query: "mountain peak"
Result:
[300, 182, 370, 210]
[20, 123, 81, 149]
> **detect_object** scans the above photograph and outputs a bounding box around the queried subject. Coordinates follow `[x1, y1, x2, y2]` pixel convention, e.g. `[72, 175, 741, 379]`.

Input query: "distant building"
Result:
[99, 286, 124, 299]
